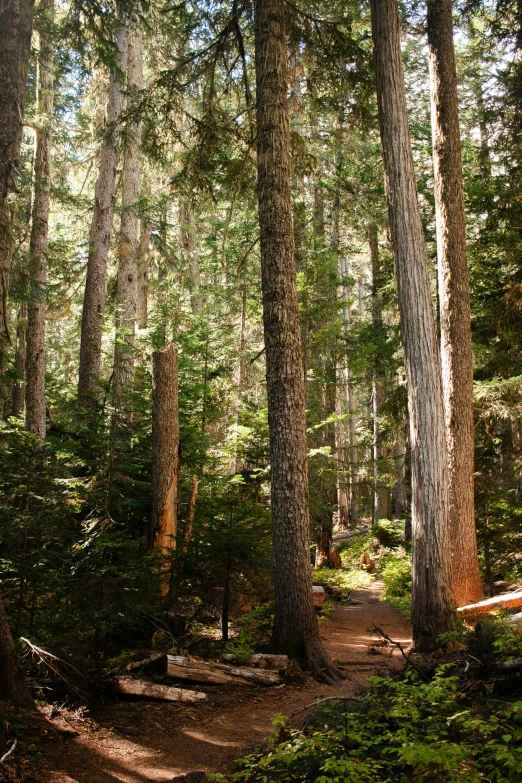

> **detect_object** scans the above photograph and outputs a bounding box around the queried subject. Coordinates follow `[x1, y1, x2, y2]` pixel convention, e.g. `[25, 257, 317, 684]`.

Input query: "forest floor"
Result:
[3, 582, 411, 783]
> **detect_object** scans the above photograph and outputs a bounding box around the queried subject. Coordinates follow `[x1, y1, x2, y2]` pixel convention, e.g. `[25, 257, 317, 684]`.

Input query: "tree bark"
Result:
[427, 0, 483, 607]
[152, 343, 179, 590]
[369, 223, 391, 522]
[25, 0, 54, 441]
[0, 595, 32, 707]
[0, 0, 36, 413]
[137, 226, 150, 328]
[113, 27, 142, 413]
[78, 25, 128, 398]
[254, 0, 341, 682]
[11, 303, 27, 416]
[370, 0, 455, 651]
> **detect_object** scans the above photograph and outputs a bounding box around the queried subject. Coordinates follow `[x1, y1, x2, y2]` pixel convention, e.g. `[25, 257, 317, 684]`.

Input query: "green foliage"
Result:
[225, 603, 274, 657]
[228, 669, 522, 783]
[314, 567, 372, 598]
[372, 518, 404, 548]
[381, 551, 412, 618]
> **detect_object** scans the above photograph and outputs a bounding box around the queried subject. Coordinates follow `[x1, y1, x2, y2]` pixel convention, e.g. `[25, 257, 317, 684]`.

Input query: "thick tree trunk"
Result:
[78, 25, 128, 398]
[0, 0, 36, 413]
[370, 0, 455, 651]
[152, 343, 179, 590]
[370, 223, 391, 522]
[25, 0, 54, 441]
[113, 28, 142, 413]
[0, 595, 32, 707]
[427, 0, 483, 607]
[11, 303, 27, 416]
[179, 198, 203, 314]
[254, 0, 341, 682]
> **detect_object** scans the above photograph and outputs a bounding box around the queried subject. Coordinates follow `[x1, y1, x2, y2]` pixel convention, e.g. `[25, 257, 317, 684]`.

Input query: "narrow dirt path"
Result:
[41, 582, 411, 783]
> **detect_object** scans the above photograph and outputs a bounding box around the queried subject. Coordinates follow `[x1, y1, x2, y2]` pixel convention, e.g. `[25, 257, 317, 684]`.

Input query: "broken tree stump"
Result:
[457, 588, 522, 617]
[166, 656, 280, 686]
[114, 677, 206, 702]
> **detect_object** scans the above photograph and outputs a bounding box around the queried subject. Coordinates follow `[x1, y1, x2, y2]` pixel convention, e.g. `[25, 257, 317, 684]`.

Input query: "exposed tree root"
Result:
[306, 640, 347, 685]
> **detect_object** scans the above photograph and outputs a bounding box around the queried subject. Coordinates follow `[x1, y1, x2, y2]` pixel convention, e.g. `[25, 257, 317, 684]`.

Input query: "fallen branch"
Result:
[0, 739, 17, 765]
[20, 637, 93, 704]
[286, 696, 354, 722]
[457, 589, 522, 617]
[369, 626, 427, 681]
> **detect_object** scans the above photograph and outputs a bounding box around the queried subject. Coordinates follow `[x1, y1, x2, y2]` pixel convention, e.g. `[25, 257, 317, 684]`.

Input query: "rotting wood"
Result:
[167, 655, 280, 686]
[220, 653, 288, 671]
[457, 589, 522, 616]
[114, 677, 206, 702]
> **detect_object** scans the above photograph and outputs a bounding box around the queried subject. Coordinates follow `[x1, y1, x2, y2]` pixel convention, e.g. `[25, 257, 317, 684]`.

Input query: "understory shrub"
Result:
[225, 667, 522, 783]
[381, 551, 412, 617]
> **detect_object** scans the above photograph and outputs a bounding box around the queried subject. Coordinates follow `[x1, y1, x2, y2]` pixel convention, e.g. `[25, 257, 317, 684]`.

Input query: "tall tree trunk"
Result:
[25, 0, 54, 442]
[179, 197, 203, 314]
[152, 343, 179, 592]
[370, 0, 455, 650]
[137, 226, 150, 328]
[370, 222, 391, 522]
[331, 187, 349, 529]
[11, 303, 27, 416]
[427, 0, 483, 606]
[78, 25, 128, 398]
[0, 595, 32, 707]
[254, 0, 341, 681]
[0, 0, 36, 414]
[339, 256, 359, 526]
[113, 28, 142, 413]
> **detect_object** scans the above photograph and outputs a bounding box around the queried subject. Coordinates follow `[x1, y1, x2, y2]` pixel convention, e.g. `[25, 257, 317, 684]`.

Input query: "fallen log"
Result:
[313, 585, 327, 609]
[114, 677, 206, 702]
[166, 656, 280, 686]
[125, 653, 166, 672]
[457, 588, 522, 617]
[496, 658, 522, 673]
[220, 653, 288, 671]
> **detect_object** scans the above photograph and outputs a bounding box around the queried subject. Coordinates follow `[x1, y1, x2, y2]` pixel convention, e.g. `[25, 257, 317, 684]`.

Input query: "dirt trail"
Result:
[42, 582, 411, 783]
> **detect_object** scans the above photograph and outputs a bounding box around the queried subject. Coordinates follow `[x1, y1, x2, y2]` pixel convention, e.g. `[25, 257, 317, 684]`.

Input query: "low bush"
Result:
[223, 667, 522, 782]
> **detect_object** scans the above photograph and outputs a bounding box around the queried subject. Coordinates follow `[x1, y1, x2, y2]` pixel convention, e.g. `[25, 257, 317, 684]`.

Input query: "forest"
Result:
[1, 0, 522, 780]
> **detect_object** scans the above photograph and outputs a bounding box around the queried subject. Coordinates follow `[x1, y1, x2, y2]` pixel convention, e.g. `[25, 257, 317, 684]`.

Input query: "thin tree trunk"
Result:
[427, 0, 483, 606]
[11, 303, 27, 416]
[25, 0, 54, 441]
[113, 27, 142, 413]
[182, 475, 199, 552]
[0, 595, 33, 707]
[369, 223, 390, 521]
[78, 25, 129, 398]
[179, 197, 203, 314]
[0, 0, 36, 414]
[254, 0, 341, 681]
[152, 343, 179, 592]
[370, 0, 455, 651]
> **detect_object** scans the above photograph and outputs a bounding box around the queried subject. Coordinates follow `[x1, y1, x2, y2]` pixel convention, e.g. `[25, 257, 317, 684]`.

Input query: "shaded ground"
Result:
[2, 582, 411, 783]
